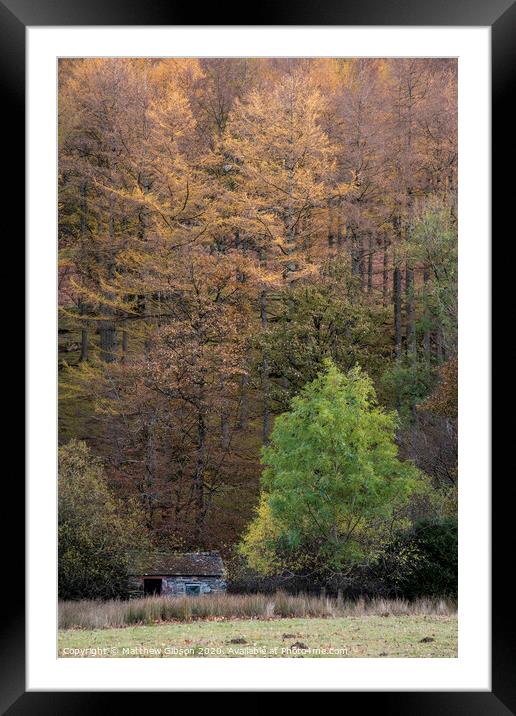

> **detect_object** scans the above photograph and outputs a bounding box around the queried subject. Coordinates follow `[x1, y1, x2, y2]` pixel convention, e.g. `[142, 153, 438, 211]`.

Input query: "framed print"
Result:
[4, 0, 512, 709]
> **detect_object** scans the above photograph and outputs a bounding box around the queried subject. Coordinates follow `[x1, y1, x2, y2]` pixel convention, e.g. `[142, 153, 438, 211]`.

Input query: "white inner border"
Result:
[27, 26, 490, 691]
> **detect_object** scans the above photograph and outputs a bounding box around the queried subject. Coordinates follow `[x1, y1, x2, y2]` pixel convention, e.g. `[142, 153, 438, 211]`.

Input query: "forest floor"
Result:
[59, 615, 457, 658]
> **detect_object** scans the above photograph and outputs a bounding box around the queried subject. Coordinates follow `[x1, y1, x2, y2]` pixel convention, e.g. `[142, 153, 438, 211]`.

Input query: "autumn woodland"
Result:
[58, 58, 458, 599]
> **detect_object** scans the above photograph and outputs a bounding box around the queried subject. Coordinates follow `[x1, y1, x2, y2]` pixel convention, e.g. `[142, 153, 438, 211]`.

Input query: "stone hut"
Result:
[128, 551, 226, 598]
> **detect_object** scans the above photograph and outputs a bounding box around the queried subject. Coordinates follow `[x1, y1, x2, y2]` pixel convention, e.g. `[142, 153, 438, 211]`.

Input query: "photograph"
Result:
[56, 56, 458, 659]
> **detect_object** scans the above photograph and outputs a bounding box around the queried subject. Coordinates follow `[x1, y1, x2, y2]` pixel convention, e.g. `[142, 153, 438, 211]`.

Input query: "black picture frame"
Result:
[5, 0, 512, 710]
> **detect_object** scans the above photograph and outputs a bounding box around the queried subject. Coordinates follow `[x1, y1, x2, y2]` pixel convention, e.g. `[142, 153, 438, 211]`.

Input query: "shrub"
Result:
[384, 519, 458, 598]
[58, 440, 153, 600]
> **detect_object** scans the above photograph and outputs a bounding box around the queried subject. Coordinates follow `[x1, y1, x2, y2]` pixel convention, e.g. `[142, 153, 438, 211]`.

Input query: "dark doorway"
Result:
[144, 578, 162, 596]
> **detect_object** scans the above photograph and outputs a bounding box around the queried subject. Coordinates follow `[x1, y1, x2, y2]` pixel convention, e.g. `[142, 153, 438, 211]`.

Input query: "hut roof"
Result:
[131, 551, 225, 577]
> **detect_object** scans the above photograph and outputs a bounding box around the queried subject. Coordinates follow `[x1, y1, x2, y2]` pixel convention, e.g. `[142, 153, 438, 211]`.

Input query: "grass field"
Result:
[59, 615, 457, 658]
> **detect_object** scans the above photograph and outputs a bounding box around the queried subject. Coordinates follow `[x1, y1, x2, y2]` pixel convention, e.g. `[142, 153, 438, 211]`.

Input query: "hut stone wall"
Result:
[128, 575, 226, 598]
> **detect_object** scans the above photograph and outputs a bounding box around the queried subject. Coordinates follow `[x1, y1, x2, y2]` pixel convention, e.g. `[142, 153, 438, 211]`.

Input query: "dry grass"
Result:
[59, 593, 456, 630]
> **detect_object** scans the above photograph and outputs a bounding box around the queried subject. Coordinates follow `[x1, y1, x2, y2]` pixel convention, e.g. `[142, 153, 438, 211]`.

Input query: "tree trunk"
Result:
[367, 234, 373, 293]
[327, 200, 334, 248]
[145, 411, 157, 529]
[79, 182, 89, 361]
[405, 263, 415, 359]
[382, 235, 389, 307]
[79, 304, 89, 362]
[99, 207, 118, 362]
[220, 375, 230, 450]
[138, 169, 151, 353]
[194, 398, 207, 547]
[99, 324, 117, 363]
[261, 290, 270, 444]
[351, 226, 360, 278]
[239, 346, 250, 430]
[423, 267, 431, 360]
[393, 263, 402, 412]
[359, 234, 366, 291]
[393, 265, 402, 359]
[436, 324, 445, 364]
[336, 211, 343, 247]
[405, 262, 417, 418]
[121, 328, 128, 362]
